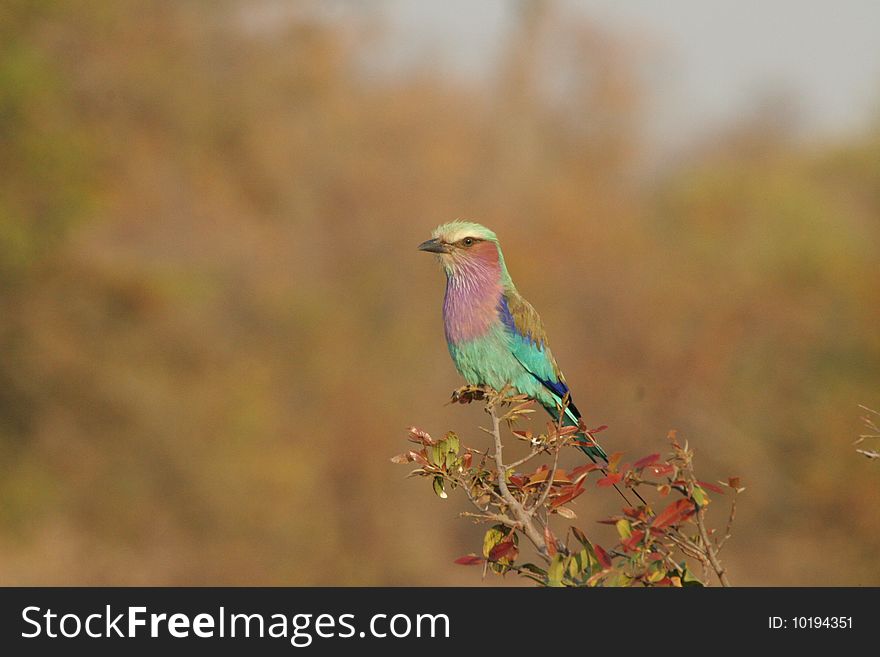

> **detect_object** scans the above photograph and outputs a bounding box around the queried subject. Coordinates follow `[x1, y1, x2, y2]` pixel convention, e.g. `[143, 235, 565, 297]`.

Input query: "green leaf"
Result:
[482, 525, 506, 558]
[571, 526, 591, 548]
[483, 525, 517, 574]
[568, 552, 589, 580]
[520, 563, 548, 577]
[682, 566, 705, 587]
[432, 476, 447, 499]
[576, 548, 591, 576]
[547, 554, 565, 587]
[616, 518, 632, 540]
[647, 565, 666, 583]
[607, 571, 633, 587]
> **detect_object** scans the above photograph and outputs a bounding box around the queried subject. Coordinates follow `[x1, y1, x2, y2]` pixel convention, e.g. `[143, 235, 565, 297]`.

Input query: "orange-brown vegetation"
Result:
[1, 1, 878, 584]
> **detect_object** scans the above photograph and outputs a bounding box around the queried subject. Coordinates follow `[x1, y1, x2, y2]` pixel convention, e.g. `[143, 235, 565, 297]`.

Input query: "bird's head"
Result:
[418, 221, 510, 281]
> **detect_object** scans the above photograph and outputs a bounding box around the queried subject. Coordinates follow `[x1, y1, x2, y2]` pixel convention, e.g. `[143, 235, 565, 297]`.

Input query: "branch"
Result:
[488, 403, 550, 560]
[716, 496, 737, 551]
[667, 531, 709, 563]
[695, 504, 732, 587]
[461, 511, 522, 529]
[505, 447, 544, 471]
[530, 445, 559, 513]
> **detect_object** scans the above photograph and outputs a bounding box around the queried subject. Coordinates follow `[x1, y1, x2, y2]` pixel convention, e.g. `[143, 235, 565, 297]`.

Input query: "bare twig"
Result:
[667, 531, 709, 563]
[695, 504, 732, 587]
[531, 446, 560, 513]
[716, 496, 737, 551]
[855, 405, 880, 459]
[505, 448, 544, 471]
[461, 511, 522, 529]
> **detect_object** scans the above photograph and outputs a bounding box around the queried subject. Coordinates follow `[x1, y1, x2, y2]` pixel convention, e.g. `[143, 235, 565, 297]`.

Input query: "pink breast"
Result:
[443, 246, 503, 343]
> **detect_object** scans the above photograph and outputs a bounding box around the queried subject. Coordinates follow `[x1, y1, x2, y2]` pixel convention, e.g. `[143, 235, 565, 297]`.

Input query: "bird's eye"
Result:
[462, 237, 474, 247]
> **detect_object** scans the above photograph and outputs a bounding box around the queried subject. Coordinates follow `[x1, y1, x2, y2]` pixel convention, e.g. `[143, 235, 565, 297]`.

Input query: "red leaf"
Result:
[607, 452, 624, 472]
[407, 427, 435, 445]
[488, 539, 518, 562]
[594, 543, 612, 569]
[646, 463, 674, 477]
[508, 475, 526, 488]
[597, 473, 623, 487]
[621, 529, 646, 552]
[651, 499, 696, 529]
[454, 555, 483, 566]
[576, 435, 599, 449]
[551, 485, 586, 508]
[697, 480, 725, 494]
[527, 468, 572, 486]
[588, 425, 609, 434]
[728, 476, 742, 489]
[544, 526, 558, 556]
[460, 452, 473, 469]
[633, 453, 661, 470]
[568, 463, 600, 482]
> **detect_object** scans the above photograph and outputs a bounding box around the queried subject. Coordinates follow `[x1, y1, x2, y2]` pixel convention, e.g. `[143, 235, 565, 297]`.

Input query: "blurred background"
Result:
[1, 0, 878, 585]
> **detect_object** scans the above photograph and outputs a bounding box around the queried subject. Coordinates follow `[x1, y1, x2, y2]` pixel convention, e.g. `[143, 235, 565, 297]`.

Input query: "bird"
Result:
[418, 220, 644, 505]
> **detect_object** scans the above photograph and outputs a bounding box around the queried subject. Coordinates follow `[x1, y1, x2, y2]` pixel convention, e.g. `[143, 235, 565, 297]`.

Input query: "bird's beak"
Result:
[417, 238, 450, 254]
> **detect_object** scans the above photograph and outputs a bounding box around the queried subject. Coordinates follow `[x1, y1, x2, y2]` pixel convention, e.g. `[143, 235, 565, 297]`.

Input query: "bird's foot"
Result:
[449, 385, 492, 405]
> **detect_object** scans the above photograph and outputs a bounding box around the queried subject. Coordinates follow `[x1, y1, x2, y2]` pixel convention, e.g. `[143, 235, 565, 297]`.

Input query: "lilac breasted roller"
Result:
[418, 220, 610, 464]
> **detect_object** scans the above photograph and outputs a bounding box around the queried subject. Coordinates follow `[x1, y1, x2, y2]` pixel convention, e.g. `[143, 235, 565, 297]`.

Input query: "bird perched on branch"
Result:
[418, 220, 613, 462]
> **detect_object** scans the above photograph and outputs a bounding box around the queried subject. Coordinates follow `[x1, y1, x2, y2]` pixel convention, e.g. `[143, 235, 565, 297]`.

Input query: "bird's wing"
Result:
[498, 291, 581, 423]
[500, 292, 616, 469]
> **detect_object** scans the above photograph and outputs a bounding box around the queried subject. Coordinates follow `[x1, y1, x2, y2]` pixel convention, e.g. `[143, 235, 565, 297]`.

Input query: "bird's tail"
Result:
[576, 433, 647, 507]
[552, 402, 647, 508]
[575, 433, 608, 463]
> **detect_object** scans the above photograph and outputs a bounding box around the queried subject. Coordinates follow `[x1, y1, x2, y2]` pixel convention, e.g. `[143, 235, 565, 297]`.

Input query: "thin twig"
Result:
[716, 496, 737, 551]
[695, 504, 731, 587]
[461, 511, 522, 529]
[667, 531, 708, 563]
[531, 446, 560, 513]
[505, 447, 544, 471]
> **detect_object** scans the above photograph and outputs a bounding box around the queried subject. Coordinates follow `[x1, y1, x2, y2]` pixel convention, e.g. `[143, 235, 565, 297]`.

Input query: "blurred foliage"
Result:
[0, 1, 878, 584]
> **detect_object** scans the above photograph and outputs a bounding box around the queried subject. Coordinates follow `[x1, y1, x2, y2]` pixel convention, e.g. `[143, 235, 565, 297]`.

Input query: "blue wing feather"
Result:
[499, 294, 609, 464]
[498, 295, 581, 420]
